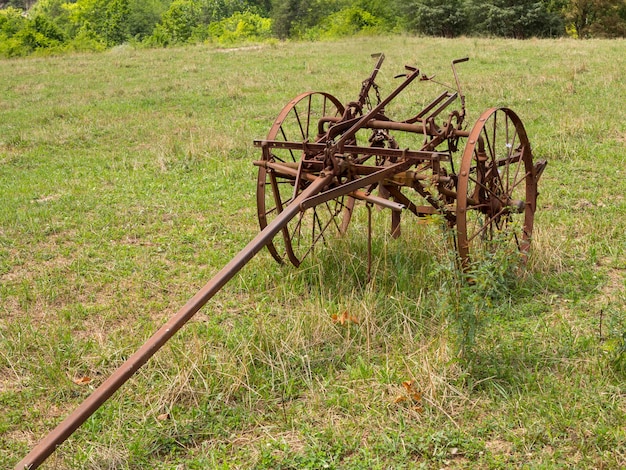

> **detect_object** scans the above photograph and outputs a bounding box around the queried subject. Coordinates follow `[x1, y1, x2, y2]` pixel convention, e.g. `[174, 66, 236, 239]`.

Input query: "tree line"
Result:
[1, 0, 625, 58]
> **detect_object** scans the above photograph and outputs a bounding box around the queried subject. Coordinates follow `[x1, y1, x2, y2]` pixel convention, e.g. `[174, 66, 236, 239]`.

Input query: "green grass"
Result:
[1, 36, 626, 468]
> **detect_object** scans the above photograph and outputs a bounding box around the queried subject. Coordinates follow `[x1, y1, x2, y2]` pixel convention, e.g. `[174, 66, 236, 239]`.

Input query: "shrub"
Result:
[0, 6, 26, 37]
[148, 0, 202, 46]
[62, 23, 107, 52]
[0, 7, 67, 57]
[207, 11, 272, 45]
[302, 6, 382, 40]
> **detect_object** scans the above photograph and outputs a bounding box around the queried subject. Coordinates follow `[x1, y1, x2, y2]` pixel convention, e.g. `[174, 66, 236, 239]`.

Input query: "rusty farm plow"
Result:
[15, 54, 545, 469]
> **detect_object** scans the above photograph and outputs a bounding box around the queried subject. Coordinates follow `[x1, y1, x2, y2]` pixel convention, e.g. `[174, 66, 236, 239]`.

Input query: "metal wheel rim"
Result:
[456, 107, 537, 269]
[256, 91, 345, 266]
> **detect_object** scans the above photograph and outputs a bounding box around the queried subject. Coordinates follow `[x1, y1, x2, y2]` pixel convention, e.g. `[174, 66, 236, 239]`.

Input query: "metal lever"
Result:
[451, 57, 469, 118]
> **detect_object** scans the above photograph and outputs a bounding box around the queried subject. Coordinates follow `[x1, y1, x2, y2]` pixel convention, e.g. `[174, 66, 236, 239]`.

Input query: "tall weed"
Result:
[433, 236, 525, 360]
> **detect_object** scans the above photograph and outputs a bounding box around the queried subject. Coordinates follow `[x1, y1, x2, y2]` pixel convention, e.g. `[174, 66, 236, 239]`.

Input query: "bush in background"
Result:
[1, 0, 626, 58]
[207, 10, 272, 45]
[301, 6, 383, 40]
[403, 0, 469, 38]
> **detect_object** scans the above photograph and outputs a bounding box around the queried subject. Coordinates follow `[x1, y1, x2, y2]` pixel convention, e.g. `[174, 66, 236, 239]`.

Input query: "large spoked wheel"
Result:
[257, 92, 347, 267]
[456, 107, 538, 269]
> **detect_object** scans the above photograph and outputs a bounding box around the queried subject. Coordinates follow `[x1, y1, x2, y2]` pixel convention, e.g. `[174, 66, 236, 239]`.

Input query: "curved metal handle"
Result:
[451, 57, 470, 118]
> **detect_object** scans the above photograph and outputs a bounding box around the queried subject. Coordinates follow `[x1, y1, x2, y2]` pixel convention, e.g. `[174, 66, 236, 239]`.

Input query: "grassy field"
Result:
[1, 36, 625, 469]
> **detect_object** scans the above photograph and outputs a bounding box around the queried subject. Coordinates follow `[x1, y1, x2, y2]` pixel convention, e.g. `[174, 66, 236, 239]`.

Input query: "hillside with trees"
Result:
[1, 0, 625, 57]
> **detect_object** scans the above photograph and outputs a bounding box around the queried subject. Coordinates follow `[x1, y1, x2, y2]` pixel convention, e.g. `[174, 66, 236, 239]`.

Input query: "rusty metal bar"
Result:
[14, 173, 334, 470]
[252, 160, 404, 211]
[405, 91, 457, 123]
[423, 93, 460, 121]
[319, 117, 471, 138]
[300, 158, 415, 211]
[253, 139, 451, 161]
[367, 120, 427, 134]
[357, 53, 385, 107]
[336, 65, 421, 152]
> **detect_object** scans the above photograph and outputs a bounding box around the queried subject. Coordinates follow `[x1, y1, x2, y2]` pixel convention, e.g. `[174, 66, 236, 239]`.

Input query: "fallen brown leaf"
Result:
[331, 310, 359, 325]
[72, 376, 92, 385]
[397, 379, 423, 412]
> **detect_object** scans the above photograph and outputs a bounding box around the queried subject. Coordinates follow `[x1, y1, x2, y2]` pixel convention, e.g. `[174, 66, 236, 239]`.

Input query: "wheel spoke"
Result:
[293, 105, 305, 141]
[505, 125, 518, 194]
[467, 174, 502, 203]
[507, 169, 532, 194]
[305, 95, 312, 140]
[511, 144, 525, 194]
[279, 126, 297, 162]
[465, 206, 509, 245]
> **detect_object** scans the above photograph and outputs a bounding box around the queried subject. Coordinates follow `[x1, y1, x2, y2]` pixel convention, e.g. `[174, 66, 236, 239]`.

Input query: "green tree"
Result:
[245, 0, 272, 15]
[127, 0, 169, 39]
[150, 0, 202, 45]
[563, 0, 626, 37]
[352, 0, 402, 30]
[469, 0, 563, 38]
[30, 0, 72, 32]
[271, 0, 341, 39]
[562, 0, 596, 36]
[104, 0, 130, 44]
[0, 6, 66, 57]
[62, 0, 132, 45]
[403, 0, 468, 37]
[587, 0, 626, 37]
[271, 0, 304, 39]
[0, 5, 25, 37]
